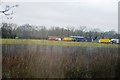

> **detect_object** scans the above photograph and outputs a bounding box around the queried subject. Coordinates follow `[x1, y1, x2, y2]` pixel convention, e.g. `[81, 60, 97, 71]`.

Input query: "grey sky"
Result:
[0, 0, 119, 32]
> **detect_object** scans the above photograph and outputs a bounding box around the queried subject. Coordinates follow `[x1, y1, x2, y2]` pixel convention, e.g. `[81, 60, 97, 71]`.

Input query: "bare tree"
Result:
[78, 26, 87, 36]
[65, 26, 71, 37]
[79, 26, 87, 32]
[0, 3, 18, 19]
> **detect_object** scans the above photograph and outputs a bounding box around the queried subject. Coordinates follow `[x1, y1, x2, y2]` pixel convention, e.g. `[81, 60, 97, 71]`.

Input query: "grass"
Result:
[2, 39, 119, 78]
[0, 39, 119, 48]
[2, 47, 119, 78]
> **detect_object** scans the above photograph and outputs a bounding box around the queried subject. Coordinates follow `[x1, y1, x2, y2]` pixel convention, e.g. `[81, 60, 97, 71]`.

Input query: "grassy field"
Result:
[2, 39, 120, 78]
[0, 39, 119, 48]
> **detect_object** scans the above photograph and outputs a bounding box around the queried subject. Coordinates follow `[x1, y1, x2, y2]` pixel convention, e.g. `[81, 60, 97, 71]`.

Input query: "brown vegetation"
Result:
[2, 45, 119, 78]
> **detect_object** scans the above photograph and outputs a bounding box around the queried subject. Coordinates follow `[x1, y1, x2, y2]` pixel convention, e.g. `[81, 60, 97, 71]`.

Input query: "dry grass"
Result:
[0, 54, 2, 79]
[2, 46, 119, 78]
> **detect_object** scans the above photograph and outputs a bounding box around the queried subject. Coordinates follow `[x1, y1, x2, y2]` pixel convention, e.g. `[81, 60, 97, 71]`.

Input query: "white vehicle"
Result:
[110, 39, 120, 44]
[56, 38, 62, 41]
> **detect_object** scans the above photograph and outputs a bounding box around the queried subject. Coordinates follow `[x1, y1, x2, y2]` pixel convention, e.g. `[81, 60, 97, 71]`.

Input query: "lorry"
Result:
[63, 37, 72, 41]
[98, 39, 110, 43]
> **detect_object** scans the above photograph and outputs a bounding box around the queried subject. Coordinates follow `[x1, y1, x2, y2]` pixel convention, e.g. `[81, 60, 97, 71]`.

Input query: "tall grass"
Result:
[2, 45, 119, 78]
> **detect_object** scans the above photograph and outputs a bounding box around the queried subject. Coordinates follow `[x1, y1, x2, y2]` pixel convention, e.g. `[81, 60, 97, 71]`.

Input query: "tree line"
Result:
[0, 23, 119, 40]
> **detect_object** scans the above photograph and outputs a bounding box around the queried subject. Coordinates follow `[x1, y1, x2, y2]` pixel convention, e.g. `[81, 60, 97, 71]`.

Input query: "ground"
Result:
[0, 39, 119, 48]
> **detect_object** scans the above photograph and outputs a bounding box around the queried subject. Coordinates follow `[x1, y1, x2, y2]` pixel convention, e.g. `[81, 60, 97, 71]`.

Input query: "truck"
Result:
[98, 39, 110, 43]
[63, 37, 72, 41]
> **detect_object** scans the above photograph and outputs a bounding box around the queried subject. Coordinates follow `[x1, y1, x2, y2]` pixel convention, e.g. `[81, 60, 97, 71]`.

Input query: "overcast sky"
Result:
[0, 0, 119, 32]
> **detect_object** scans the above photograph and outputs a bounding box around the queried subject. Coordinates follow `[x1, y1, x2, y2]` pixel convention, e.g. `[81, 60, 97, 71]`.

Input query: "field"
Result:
[1, 39, 119, 48]
[1, 39, 120, 78]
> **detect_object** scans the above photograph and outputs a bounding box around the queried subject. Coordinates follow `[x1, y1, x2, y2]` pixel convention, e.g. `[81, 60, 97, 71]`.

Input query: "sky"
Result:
[0, 0, 119, 32]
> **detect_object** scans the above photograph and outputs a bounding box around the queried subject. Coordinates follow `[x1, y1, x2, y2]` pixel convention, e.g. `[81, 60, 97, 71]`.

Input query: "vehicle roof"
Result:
[110, 39, 119, 40]
[70, 36, 84, 38]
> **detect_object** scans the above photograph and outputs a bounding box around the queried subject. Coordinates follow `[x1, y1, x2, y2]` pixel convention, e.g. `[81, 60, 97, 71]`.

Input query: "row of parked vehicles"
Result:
[48, 36, 93, 42]
[48, 36, 120, 44]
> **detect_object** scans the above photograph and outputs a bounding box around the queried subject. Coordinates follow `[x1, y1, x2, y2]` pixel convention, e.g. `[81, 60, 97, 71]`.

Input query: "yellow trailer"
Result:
[63, 37, 72, 41]
[99, 39, 110, 43]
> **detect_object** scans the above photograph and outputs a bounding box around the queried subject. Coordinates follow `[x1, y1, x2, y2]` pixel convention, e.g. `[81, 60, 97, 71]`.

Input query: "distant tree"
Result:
[79, 26, 87, 36]
[90, 28, 101, 40]
[1, 23, 17, 38]
[0, 22, 119, 39]
[79, 26, 87, 32]
[40, 26, 47, 39]
[16, 24, 34, 39]
[69, 26, 75, 36]
[104, 30, 118, 39]
[0, 3, 19, 38]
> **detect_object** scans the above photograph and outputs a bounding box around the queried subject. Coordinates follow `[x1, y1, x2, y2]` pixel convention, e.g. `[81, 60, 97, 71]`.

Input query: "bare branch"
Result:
[0, 4, 19, 19]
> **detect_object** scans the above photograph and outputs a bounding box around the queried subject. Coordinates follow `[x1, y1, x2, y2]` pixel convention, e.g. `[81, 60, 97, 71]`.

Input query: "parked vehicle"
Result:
[63, 37, 72, 41]
[70, 36, 93, 42]
[76, 37, 86, 42]
[56, 38, 62, 41]
[110, 39, 120, 44]
[48, 36, 61, 41]
[70, 36, 85, 42]
[85, 38, 93, 42]
[98, 39, 110, 43]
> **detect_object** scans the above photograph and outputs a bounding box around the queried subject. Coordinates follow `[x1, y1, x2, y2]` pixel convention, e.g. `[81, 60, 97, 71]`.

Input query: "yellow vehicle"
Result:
[99, 39, 110, 43]
[63, 37, 72, 41]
